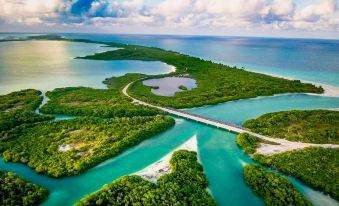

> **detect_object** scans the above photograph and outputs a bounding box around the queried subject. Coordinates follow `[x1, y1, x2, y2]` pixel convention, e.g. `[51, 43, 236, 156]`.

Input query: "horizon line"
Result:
[1, 31, 339, 41]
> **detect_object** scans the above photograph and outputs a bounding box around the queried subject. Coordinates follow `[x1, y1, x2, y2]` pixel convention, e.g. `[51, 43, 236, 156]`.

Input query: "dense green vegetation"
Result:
[237, 133, 339, 201]
[0, 89, 42, 112]
[103, 73, 148, 90]
[244, 165, 312, 206]
[0, 89, 54, 133]
[237, 133, 260, 154]
[77, 150, 216, 206]
[80, 44, 323, 108]
[236, 133, 279, 154]
[254, 148, 339, 201]
[244, 110, 339, 144]
[179, 85, 188, 90]
[0, 116, 174, 177]
[0, 171, 49, 206]
[40, 87, 161, 118]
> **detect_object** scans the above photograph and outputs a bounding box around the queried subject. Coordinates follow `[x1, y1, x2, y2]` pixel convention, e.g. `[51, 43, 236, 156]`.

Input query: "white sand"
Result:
[135, 134, 198, 183]
[256, 140, 339, 156]
[58, 144, 71, 152]
[325, 108, 339, 111]
[304, 81, 339, 97]
[257, 72, 339, 97]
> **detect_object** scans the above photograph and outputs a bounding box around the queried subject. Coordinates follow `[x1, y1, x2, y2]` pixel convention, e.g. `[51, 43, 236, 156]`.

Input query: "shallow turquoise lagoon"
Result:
[0, 40, 173, 94]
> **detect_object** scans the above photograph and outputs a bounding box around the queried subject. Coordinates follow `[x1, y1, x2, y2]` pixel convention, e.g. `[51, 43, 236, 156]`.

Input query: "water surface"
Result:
[0, 40, 174, 94]
[143, 77, 196, 96]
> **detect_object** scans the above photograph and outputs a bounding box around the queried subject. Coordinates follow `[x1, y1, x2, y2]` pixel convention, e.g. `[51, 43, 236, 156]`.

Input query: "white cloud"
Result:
[0, 0, 68, 24]
[0, 0, 338, 34]
[270, 0, 295, 17]
[296, 0, 337, 22]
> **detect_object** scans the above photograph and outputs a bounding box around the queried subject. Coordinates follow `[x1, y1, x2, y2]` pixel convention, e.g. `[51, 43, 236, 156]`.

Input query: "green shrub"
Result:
[244, 164, 312, 206]
[0, 171, 49, 206]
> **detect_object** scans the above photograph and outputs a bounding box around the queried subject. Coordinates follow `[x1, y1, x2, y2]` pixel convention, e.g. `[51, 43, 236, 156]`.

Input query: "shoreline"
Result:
[135, 134, 198, 183]
[256, 71, 339, 97]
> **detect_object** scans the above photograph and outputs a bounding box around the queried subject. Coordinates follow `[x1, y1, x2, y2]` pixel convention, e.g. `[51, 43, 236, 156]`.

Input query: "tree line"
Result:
[244, 164, 312, 206]
[0, 171, 48, 206]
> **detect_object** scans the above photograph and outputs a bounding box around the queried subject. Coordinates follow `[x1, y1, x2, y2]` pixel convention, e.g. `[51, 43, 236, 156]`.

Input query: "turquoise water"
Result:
[0, 35, 338, 205]
[0, 40, 173, 94]
[186, 94, 339, 125]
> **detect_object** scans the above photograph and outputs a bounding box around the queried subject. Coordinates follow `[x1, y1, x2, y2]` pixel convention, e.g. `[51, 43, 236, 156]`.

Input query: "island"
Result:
[1, 115, 174, 178]
[244, 164, 312, 206]
[237, 110, 339, 201]
[0, 171, 48, 206]
[0, 89, 53, 133]
[79, 39, 323, 108]
[76, 150, 216, 206]
[243, 110, 339, 144]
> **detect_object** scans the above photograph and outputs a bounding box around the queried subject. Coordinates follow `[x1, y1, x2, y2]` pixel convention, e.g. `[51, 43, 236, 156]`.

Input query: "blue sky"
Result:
[0, 0, 338, 39]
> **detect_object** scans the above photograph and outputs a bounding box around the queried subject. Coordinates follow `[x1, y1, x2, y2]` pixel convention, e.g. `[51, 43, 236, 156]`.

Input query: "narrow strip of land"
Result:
[123, 82, 339, 154]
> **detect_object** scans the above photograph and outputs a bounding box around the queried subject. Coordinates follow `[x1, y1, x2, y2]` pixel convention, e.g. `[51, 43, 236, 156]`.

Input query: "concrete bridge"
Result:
[122, 82, 339, 150]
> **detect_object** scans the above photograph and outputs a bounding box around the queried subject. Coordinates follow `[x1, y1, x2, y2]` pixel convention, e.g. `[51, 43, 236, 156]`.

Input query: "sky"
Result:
[0, 0, 338, 39]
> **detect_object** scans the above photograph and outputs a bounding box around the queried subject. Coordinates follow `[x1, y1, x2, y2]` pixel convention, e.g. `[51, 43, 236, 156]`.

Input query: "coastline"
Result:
[135, 134, 198, 183]
[252, 71, 339, 97]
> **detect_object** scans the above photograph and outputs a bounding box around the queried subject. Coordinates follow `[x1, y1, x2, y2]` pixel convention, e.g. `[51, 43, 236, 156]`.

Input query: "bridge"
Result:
[122, 82, 339, 149]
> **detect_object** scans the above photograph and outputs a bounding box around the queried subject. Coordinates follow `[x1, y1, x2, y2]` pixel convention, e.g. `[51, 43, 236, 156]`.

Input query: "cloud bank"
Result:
[0, 0, 338, 35]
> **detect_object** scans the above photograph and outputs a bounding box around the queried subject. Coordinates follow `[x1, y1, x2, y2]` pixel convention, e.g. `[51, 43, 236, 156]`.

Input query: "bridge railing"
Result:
[163, 107, 244, 130]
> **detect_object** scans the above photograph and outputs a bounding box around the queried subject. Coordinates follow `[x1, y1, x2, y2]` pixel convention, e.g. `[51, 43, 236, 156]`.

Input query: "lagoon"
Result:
[143, 77, 197, 96]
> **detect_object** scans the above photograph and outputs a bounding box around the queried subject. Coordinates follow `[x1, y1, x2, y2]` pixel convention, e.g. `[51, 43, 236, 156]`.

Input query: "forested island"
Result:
[244, 165, 312, 206]
[0, 171, 48, 206]
[254, 147, 339, 201]
[40, 87, 161, 118]
[79, 41, 323, 108]
[244, 110, 339, 144]
[238, 110, 339, 201]
[1, 116, 174, 177]
[77, 150, 216, 206]
[0, 89, 53, 133]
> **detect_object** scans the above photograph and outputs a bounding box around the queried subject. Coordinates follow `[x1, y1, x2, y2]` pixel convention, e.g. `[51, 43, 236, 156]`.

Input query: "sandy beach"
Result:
[256, 139, 339, 156]
[135, 134, 198, 183]
[304, 81, 339, 97]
